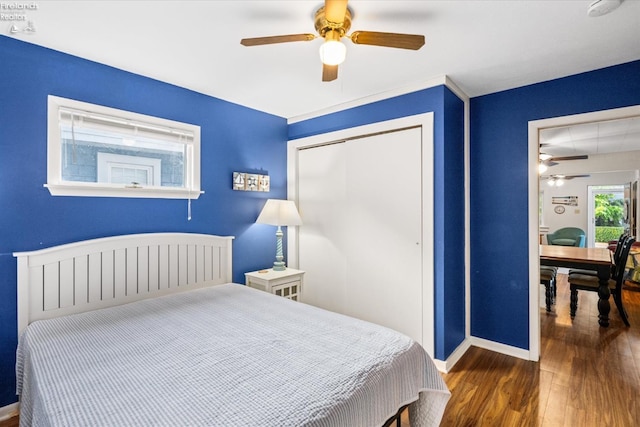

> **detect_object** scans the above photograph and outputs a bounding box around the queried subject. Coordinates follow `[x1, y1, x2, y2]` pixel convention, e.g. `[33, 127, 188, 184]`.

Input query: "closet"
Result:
[292, 114, 434, 351]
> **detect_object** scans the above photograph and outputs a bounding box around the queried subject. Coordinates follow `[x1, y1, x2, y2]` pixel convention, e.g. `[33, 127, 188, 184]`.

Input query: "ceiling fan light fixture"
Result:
[319, 30, 346, 66]
[587, 0, 621, 17]
[538, 162, 548, 174]
[547, 177, 565, 187]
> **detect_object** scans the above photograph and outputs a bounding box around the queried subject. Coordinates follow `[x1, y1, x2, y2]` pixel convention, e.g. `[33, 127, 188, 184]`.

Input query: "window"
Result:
[97, 153, 161, 186]
[47, 95, 202, 199]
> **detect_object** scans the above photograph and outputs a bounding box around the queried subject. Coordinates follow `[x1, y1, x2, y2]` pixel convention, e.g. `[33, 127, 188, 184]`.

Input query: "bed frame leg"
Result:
[382, 404, 408, 427]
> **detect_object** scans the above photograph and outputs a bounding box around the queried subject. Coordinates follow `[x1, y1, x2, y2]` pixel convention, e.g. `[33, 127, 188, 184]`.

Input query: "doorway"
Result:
[528, 104, 640, 360]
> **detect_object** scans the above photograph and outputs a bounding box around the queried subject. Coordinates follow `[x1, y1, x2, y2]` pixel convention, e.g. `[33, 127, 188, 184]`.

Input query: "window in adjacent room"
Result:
[46, 95, 202, 199]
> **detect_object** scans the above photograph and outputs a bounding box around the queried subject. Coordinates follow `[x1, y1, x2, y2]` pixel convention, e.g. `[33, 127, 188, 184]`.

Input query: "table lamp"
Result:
[256, 199, 303, 271]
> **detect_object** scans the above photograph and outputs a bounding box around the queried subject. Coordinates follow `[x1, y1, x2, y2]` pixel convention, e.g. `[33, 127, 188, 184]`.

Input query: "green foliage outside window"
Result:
[595, 193, 625, 243]
[595, 226, 625, 243]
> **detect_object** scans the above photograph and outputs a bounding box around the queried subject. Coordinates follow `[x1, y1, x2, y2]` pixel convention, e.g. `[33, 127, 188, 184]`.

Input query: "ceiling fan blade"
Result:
[350, 31, 425, 50]
[322, 63, 338, 82]
[241, 34, 316, 46]
[550, 155, 589, 161]
[324, 0, 348, 24]
[564, 174, 591, 179]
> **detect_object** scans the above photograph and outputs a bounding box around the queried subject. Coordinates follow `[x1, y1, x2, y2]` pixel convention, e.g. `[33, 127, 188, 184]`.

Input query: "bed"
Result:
[14, 233, 450, 426]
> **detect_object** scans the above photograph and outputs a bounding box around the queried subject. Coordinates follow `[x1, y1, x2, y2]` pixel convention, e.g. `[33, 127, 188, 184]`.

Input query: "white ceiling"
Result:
[6, 0, 640, 120]
[540, 115, 640, 157]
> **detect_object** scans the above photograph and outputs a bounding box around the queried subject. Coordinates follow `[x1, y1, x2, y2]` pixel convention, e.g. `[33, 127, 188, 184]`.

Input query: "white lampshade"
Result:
[256, 199, 303, 226]
[256, 199, 302, 271]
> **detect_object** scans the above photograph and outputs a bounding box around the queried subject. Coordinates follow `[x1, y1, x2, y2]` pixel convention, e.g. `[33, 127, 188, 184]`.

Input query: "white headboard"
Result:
[14, 233, 234, 334]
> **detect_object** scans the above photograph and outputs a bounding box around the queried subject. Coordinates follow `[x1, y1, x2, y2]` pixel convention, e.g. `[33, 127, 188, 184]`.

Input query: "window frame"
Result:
[46, 95, 203, 199]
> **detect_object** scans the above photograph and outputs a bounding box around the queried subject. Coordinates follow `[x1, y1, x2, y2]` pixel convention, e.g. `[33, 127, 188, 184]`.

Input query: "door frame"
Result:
[287, 112, 436, 358]
[528, 104, 640, 361]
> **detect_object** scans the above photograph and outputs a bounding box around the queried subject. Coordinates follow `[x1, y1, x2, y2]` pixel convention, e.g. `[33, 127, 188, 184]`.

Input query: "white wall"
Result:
[540, 150, 640, 245]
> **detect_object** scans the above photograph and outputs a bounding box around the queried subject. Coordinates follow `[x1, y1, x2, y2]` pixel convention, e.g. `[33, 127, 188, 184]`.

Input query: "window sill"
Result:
[44, 183, 204, 199]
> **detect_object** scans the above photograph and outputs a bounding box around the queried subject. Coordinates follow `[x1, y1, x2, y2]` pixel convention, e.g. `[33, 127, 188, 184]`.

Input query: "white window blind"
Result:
[58, 108, 195, 146]
[46, 95, 202, 200]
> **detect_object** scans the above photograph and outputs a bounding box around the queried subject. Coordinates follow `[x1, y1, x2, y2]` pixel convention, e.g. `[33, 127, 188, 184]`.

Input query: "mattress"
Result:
[17, 283, 450, 426]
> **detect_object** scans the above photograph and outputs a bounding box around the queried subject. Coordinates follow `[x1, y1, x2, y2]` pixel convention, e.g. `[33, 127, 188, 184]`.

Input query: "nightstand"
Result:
[245, 268, 304, 301]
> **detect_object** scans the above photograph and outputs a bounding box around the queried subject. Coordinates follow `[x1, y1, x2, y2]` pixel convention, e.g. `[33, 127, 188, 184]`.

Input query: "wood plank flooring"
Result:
[3, 274, 639, 427]
[437, 274, 640, 426]
[0, 415, 17, 427]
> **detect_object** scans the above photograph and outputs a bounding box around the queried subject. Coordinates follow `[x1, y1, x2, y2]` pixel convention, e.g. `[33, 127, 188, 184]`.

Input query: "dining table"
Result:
[540, 245, 613, 327]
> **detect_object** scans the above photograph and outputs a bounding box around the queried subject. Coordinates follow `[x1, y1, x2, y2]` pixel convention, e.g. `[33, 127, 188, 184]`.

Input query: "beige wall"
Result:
[540, 150, 640, 245]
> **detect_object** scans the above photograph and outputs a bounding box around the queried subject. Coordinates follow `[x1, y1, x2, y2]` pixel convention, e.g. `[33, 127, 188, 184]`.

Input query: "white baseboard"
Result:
[433, 338, 472, 373]
[469, 336, 532, 360]
[0, 402, 19, 421]
[433, 334, 535, 375]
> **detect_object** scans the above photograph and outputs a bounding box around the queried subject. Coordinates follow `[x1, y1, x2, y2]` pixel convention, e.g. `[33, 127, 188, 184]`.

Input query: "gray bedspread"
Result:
[17, 283, 450, 426]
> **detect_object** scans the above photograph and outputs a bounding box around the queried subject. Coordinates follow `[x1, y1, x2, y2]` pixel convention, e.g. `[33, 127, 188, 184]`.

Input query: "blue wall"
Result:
[289, 85, 467, 361]
[470, 60, 640, 349]
[4, 30, 637, 411]
[0, 36, 288, 406]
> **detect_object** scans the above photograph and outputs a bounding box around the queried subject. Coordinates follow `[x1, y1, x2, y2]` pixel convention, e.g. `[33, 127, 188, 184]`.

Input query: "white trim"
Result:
[0, 402, 19, 422]
[528, 104, 640, 362]
[443, 76, 470, 105]
[469, 336, 532, 361]
[287, 75, 448, 124]
[44, 183, 203, 199]
[527, 120, 542, 361]
[288, 112, 435, 358]
[588, 186, 596, 247]
[433, 338, 472, 373]
[457, 78, 472, 343]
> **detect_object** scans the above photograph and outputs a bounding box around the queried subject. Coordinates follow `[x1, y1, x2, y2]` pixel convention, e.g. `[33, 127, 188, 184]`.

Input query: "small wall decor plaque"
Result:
[552, 196, 578, 206]
[233, 172, 269, 192]
[258, 174, 270, 192]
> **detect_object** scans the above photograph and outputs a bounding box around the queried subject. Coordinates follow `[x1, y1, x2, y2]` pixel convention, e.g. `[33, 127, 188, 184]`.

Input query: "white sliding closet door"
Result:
[298, 127, 423, 344]
[298, 143, 348, 314]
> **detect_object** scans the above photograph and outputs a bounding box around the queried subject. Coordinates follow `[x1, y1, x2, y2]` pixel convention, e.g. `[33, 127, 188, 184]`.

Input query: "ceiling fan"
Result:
[240, 0, 426, 82]
[538, 152, 588, 173]
[539, 153, 589, 167]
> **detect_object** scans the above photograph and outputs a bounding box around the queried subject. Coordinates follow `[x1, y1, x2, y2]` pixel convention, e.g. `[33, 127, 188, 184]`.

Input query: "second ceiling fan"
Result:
[240, 0, 426, 82]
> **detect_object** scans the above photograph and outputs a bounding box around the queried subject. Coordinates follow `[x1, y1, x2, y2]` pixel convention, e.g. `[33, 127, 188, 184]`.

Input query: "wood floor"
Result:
[0, 415, 17, 427]
[3, 274, 639, 427]
[437, 274, 640, 426]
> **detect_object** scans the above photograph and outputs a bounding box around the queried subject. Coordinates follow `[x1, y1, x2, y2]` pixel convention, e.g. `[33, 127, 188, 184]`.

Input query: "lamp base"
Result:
[273, 261, 286, 271]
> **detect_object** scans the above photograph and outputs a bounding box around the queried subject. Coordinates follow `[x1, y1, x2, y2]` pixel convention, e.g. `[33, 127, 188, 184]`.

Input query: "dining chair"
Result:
[568, 233, 628, 278]
[540, 266, 557, 312]
[568, 236, 635, 326]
